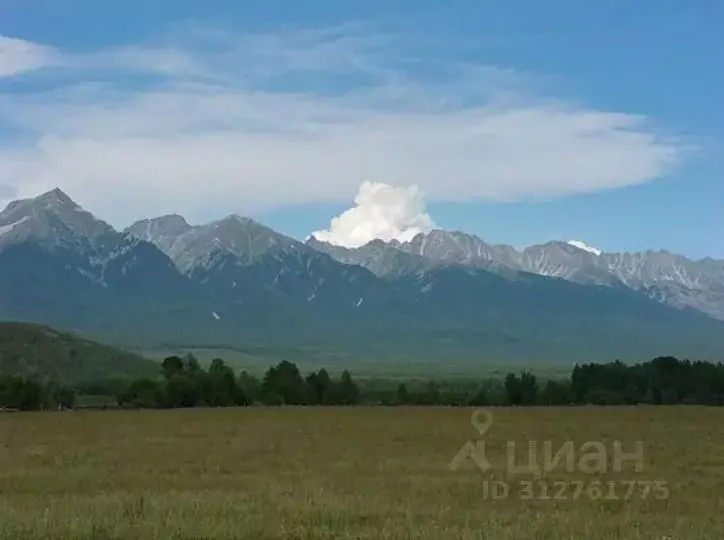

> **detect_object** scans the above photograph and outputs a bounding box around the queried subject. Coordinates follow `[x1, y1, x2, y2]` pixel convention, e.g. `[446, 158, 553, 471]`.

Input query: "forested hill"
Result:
[0, 323, 159, 384]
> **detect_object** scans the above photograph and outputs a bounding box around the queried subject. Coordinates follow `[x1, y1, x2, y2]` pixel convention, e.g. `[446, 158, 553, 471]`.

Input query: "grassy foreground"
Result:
[1, 407, 723, 539]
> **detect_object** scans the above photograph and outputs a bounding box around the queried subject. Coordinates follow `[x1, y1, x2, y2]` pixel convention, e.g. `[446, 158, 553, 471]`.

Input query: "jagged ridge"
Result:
[1, 188, 724, 364]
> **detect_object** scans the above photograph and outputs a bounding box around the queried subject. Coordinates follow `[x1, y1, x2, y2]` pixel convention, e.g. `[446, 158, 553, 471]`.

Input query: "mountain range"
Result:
[1, 188, 723, 364]
[308, 230, 724, 321]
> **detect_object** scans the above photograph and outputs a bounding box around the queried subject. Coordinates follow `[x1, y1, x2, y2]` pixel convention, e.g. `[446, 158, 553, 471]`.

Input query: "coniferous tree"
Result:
[305, 369, 331, 405]
[339, 370, 359, 405]
[396, 383, 409, 405]
[262, 361, 307, 404]
[468, 387, 489, 407]
[541, 380, 568, 405]
[520, 371, 538, 405]
[206, 358, 236, 406]
[504, 373, 522, 405]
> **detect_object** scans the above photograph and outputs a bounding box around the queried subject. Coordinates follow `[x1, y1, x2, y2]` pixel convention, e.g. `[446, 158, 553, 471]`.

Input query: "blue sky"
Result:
[1, 0, 722, 257]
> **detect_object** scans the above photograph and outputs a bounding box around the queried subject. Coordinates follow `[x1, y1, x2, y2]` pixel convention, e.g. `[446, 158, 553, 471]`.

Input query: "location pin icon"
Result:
[471, 408, 493, 437]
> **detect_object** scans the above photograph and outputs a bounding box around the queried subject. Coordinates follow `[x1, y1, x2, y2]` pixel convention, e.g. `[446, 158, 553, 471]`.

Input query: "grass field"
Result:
[137, 347, 572, 379]
[1, 407, 723, 539]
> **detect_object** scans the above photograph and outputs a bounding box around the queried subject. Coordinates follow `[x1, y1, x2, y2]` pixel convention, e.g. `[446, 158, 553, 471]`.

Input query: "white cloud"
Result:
[311, 181, 436, 247]
[0, 27, 688, 228]
[0, 35, 57, 77]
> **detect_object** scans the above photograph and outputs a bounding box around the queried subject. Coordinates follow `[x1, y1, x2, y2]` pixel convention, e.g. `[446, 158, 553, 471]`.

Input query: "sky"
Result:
[1, 0, 722, 257]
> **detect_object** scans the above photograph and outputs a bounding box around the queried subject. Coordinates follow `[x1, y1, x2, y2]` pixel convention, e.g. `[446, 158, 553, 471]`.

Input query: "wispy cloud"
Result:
[0, 26, 688, 227]
[0, 35, 58, 77]
[0, 183, 17, 199]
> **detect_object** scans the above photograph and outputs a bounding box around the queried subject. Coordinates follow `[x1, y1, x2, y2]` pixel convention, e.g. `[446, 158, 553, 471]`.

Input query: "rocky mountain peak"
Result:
[2, 188, 76, 220]
[125, 214, 192, 254]
[36, 187, 77, 208]
[0, 188, 114, 249]
[127, 213, 307, 272]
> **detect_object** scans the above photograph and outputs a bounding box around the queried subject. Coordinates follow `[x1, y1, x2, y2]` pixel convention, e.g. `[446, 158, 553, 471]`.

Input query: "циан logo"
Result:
[449, 408, 669, 502]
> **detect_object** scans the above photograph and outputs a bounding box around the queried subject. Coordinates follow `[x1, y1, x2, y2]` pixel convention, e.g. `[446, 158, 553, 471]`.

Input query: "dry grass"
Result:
[1, 406, 723, 539]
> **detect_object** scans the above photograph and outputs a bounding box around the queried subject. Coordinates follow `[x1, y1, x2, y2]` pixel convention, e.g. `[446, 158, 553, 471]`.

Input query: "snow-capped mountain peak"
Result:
[0, 188, 114, 249]
[36, 187, 79, 209]
[567, 240, 603, 256]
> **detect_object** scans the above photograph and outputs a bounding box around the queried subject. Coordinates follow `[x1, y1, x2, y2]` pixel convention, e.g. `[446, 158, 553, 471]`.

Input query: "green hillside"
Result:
[0, 322, 159, 384]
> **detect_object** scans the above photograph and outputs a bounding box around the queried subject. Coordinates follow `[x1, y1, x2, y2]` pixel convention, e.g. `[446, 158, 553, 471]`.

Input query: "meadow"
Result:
[1, 406, 723, 539]
[137, 346, 572, 379]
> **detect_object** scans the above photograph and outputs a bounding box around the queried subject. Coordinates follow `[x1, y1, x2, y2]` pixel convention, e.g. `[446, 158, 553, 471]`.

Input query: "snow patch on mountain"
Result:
[567, 240, 603, 256]
[0, 215, 29, 237]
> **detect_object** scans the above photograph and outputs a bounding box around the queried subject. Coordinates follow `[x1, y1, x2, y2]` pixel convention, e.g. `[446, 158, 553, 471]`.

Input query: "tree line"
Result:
[0, 376, 75, 410]
[480, 357, 724, 406]
[116, 356, 362, 408]
[3, 355, 724, 410]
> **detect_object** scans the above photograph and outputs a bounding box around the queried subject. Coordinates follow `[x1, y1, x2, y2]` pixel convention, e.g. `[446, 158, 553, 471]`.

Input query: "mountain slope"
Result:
[127, 212, 724, 362]
[311, 231, 724, 320]
[0, 322, 159, 383]
[307, 237, 436, 279]
[0, 188, 116, 252]
[2, 189, 724, 364]
[127, 214, 302, 272]
[390, 265, 724, 362]
[0, 189, 231, 346]
[127, 214, 402, 314]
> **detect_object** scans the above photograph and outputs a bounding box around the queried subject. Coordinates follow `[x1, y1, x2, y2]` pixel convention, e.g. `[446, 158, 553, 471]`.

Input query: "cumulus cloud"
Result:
[0, 27, 689, 227]
[0, 35, 57, 77]
[311, 181, 436, 247]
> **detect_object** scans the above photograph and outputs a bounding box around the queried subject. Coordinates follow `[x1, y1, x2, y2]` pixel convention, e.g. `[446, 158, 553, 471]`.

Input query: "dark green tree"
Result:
[468, 387, 489, 407]
[118, 378, 164, 408]
[261, 361, 307, 405]
[206, 358, 237, 407]
[0, 376, 43, 410]
[305, 369, 332, 405]
[167, 373, 200, 408]
[53, 385, 76, 409]
[396, 383, 409, 405]
[504, 373, 522, 405]
[238, 371, 261, 404]
[424, 381, 441, 405]
[184, 353, 202, 374]
[541, 380, 568, 405]
[339, 370, 359, 405]
[161, 356, 184, 380]
[520, 371, 539, 405]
